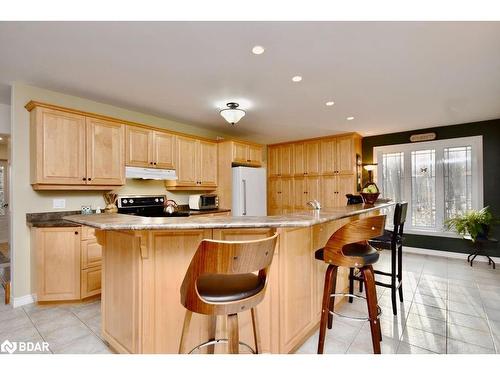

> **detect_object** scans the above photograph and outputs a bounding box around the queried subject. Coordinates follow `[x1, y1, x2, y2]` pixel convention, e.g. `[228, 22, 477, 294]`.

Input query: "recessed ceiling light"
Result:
[252, 45, 265, 55]
[292, 75, 302, 82]
[325, 101, 335, 106]
[0, 137, 3, 141]
[346, 116, 355, 121]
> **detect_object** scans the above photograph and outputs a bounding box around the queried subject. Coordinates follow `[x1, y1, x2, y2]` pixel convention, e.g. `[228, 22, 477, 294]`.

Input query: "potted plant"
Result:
[445, 206, 498, 242]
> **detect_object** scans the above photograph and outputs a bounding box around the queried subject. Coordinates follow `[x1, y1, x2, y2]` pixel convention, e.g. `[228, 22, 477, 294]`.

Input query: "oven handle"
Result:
[242, 179, 247, 216]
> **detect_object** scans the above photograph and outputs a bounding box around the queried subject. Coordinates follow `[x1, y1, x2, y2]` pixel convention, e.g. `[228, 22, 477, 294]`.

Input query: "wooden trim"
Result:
[217, 138, 264, 147]
[31, 184, 120, 191]
[267, 132, 361, 147]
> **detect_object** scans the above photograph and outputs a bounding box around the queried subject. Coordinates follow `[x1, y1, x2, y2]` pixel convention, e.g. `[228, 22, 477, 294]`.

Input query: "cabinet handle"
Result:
[154, 162, 157, 165]
[88, 178, 92, 181]
[82, 177, 86, 181]
[74, 231, 79, 235]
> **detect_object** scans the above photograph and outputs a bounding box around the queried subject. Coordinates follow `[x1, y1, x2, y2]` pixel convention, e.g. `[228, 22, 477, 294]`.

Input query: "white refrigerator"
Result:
[232, 167, 267, 216]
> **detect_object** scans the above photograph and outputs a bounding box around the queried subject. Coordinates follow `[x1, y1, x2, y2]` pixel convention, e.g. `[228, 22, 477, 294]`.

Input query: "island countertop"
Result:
[63, 202, 394, 230]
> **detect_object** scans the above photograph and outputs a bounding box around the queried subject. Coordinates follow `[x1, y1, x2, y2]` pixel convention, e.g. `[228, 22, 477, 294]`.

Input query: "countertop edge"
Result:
[63, 203, 394, 231]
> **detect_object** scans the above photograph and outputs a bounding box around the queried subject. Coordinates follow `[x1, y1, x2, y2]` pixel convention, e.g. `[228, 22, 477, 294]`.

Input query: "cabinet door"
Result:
[280, 144, 294, 177]
[233, 142, 249, 163]
[268, 178, 282, 215]
[293, 177, 307, 210]
[336, 135, 355, 175]
[32, 108, 86, 184]
[36, 227, 81, 301]
[293, 143, 305, 176]
[336, 174, 356, 206]
[81, 266, 102, 299]
[248, 144, 263, 166]
[281, 177, 295, 210]
[86, 118, 125, 185]
[125, 126, 152, 167]
[175, 136, 198, 186]
[198, 141, 218, 186]
[305, 141, 320, 176]
[306, 176, 321, 202]
[153, 131, 175, 169]
[81, 238, 103, 269]
[268, 146, 281, 177]
[320, 175, 337, 209]
[320, 138, 336, 175]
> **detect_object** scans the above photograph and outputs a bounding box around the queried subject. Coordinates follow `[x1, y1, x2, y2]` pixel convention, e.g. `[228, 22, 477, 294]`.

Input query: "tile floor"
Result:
[1, 250, 500, 354]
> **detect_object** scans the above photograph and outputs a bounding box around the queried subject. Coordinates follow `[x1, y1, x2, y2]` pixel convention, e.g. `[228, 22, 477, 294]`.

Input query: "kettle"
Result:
[164, 199, 178, 214]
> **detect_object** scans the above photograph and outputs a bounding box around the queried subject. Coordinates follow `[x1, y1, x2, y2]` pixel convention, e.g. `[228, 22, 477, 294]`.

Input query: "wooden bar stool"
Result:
[316, 215, 386, 354]
[179, 233, 279, 354]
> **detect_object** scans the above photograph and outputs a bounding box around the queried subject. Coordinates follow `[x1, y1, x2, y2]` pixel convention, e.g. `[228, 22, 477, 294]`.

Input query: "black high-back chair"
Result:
[348, 202, 408, 315]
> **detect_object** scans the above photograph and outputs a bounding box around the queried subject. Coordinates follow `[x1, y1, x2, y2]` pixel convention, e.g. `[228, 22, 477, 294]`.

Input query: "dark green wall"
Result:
[362, 119, 500, 256]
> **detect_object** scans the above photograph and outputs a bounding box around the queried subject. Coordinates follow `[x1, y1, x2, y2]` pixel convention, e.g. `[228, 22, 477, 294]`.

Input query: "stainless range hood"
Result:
[125, 166, 177, 180]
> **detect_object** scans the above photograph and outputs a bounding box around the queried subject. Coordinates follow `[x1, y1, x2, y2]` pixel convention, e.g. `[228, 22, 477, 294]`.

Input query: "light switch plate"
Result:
[52, 199, 66, 209]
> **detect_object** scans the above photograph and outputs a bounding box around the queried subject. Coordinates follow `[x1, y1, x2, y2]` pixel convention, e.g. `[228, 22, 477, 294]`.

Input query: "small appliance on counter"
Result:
[188, 193, 219, 211]
[117, 195, 189, 217]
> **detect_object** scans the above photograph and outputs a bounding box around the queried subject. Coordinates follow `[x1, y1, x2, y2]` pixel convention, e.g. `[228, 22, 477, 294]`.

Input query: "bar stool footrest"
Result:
[328, 293, 382, 322]
[187, 338, 256, 354]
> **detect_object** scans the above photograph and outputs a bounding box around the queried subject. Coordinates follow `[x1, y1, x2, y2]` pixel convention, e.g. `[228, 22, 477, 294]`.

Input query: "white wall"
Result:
[10, 83, 235, 302]
[0, 103, 10, 134]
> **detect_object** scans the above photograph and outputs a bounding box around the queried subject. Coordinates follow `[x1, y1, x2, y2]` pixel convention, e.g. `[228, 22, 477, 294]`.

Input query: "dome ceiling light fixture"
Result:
[220, 102, 246, 126]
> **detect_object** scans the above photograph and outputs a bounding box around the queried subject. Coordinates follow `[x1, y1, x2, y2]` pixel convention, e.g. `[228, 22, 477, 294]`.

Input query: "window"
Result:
[374, 136, 483, 236]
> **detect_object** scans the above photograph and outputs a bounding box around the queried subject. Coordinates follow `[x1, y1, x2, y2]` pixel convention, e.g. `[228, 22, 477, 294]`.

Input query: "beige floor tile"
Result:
[396, 342, 437, 354]
[409, 302, 447, 321]
[401, 326, 446, 353]
[447, 323, 495, 349]
[405, 313, 446, 337]
[446, 338, 495, 354]
[447, 311, 490, 332]
[42, 321, 93, 352]
[448, 300, 486, 318]
[54, 333, 112, 354]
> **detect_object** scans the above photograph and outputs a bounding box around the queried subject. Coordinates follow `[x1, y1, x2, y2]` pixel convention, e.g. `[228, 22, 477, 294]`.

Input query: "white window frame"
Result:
[374, 136, 483, 237]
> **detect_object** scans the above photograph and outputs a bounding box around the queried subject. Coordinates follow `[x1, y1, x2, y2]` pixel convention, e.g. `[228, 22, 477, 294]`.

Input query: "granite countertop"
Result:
[27, 211, 84, 228]
[63, 202, 394, 231]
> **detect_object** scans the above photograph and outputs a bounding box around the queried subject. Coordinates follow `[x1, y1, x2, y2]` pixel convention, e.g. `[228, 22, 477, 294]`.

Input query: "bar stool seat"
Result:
[197, 273, 266, 303]
[315, 243, 379, 265]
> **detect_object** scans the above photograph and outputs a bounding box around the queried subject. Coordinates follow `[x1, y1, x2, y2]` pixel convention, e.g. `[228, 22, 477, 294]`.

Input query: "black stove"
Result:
[117, 195, 190, 217]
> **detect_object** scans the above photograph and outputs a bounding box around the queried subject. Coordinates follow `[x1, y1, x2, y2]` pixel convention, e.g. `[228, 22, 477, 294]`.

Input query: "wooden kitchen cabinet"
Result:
[126, 125, 176, 169]
[198, 140, 218, 187]
[268, 178, 282, 215]
[268, 133, 361, 212]
[34, 226, 102, 302]
[35, 227, 82, 301]
[230, 141, 263, 166]
[29, 106, 87, 186]
[86, 117, 125, 186]
[166, 136, 218, 190]
[27, 102, 125, 190]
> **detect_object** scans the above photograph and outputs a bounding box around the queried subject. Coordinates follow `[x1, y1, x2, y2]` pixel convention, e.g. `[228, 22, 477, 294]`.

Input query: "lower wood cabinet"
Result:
[34, 226, 102, 302]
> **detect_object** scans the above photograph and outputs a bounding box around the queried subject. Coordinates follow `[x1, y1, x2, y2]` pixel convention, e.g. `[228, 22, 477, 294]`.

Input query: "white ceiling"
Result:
[1, 21, 500, 143]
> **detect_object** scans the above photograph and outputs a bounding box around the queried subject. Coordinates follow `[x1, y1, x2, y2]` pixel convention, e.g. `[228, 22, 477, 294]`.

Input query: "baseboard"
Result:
[403, 246, 500, 263]
[12, 293, 37, 308]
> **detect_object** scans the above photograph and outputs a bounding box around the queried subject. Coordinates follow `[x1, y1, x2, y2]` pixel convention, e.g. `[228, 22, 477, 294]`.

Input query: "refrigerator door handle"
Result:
[242, 179, 247, 216]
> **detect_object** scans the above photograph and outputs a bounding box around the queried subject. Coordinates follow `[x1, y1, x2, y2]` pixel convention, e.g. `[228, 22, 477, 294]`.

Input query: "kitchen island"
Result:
[65, 202, 393, 354]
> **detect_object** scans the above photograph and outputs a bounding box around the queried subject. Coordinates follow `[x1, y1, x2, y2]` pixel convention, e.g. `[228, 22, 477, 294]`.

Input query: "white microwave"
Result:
[188, 194, 219, 210]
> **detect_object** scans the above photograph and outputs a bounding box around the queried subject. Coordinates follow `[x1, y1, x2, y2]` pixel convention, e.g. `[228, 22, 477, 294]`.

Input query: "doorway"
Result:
[0, 134, 10, 304]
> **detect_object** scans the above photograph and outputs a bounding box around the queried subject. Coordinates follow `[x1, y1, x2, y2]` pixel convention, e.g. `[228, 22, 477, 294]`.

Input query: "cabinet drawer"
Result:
[81, 238, 102, 269]
[81, 266, 102, 299]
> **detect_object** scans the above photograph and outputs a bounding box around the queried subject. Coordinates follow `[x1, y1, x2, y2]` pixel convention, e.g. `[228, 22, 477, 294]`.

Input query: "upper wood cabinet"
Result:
[336, 135, 356, 175]
[230, 141, 263, 166]
[305, 141, 320, 176]
[268, 146, 281, 177]
[166, 136, 217, 190]
[86, 117, 125, 186]
[125, 125, 175, 169]
[280, 144, 294, 177]
[28, 103, 125, 190]
[320, 138, 337, 175]
[293, 143, 305, 176]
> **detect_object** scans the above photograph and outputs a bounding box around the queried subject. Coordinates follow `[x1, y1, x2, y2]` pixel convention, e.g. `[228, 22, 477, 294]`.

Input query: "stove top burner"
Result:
[117, 195, 190, 218]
